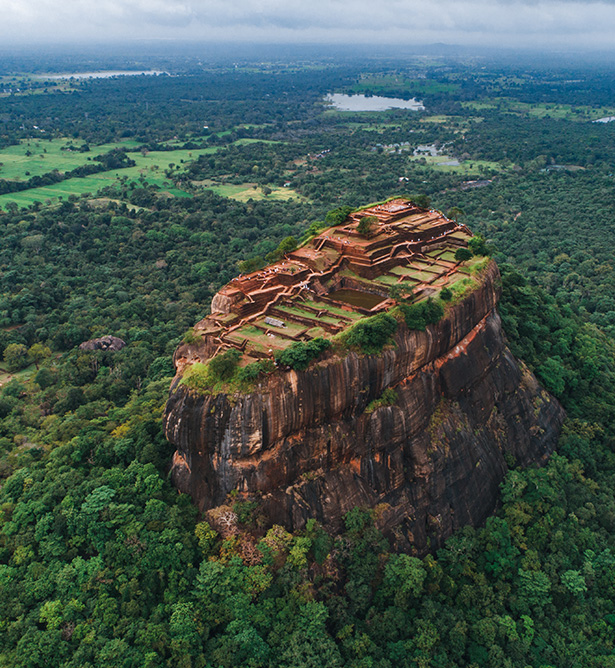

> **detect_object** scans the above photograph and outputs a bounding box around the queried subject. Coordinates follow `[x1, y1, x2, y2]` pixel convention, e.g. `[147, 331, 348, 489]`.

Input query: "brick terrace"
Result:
[187, 199, 473, 363]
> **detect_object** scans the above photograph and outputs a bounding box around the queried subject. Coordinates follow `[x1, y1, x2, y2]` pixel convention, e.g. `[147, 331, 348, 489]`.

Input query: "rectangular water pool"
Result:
[328, 289, 385, 309]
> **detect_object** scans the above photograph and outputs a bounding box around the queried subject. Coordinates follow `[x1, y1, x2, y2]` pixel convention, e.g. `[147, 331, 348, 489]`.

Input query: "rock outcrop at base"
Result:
[79, 335, 126, 352]
[164, 261, 564, 554]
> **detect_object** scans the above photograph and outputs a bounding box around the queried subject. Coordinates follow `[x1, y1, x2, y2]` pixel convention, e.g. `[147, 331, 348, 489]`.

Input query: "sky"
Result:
[1, 0, 615, 50]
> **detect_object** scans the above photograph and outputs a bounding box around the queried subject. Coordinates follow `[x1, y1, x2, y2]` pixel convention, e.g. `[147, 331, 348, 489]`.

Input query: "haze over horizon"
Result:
[1, 0, 615, 52]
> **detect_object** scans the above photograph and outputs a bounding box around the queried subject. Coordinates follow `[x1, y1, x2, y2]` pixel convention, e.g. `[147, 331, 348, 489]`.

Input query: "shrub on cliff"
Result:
[181, 349, 243, 392]
[301, 219, 328, 242]
[357, 215, 378, 237]
[266, 236, 298, 262]
[468, 233, 490, 256]
[237, 255, 265, 274]
[180, 362, 213, 392]
[182, 328, 202, 345]
[455, 247, 473, 262]
[182, 355, 275, 393]
[276, 338, 331, 371]
[409, 193, 431, 209]
[440, 287, 453, 301]
[236, 359, 275, 383]
[365, 388, 398, 413]
[399, 298, 444, 331]
[344, 313, 398, 354]
[208, 349, 242, 381]
[325, 205, 354, 226]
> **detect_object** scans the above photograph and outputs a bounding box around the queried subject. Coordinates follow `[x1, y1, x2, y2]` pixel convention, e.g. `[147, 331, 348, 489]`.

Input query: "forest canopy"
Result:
[0, 52, 614, 668]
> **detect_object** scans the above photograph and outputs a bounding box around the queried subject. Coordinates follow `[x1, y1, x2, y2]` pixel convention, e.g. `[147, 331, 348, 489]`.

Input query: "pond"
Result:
[325, 94, 424, 112]
[328, 289, 386, 309]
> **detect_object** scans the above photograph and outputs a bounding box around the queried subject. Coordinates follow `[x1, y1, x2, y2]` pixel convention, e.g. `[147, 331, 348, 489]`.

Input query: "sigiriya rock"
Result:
[163, 198, 564, 554]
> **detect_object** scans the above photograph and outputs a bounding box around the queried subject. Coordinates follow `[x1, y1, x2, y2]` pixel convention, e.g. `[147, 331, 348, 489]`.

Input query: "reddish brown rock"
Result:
[164, 262, 564, 554]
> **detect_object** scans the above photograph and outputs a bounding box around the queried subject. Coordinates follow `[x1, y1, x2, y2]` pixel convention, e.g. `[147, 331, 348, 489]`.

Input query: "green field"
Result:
[462, 98, 615, 122]
[0, 138, 140, 181]
[192, 179, 304, 203]
[409, 153, 502, 174]
[0, 138, 291, 210]
[0, 144, 222, 210]
[350, 75, 459, 96]
[0, 76, 76, 98]
[0, 363, 37, 388]
[341, 122, 403, 132]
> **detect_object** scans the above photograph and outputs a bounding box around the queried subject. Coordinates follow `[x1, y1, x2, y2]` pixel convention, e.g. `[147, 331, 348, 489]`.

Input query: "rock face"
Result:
[79, 335, 126, 352]
[164, 262, 564, 554]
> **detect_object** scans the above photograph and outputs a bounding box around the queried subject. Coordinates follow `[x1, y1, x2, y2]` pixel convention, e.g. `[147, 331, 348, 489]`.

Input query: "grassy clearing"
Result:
[349, 76, 459, 96]
[234, 138, 282, 146]
[193, 179, 304, 203]
[0, 76, 76, 98]
[254, 317, 306, 336]
[232, 187, 302, 203]
[468, 256, 492, 275]
[390, 266, 419, 276]
[419, 116, 479, 132]
[87, 197, 145, 212]
[455, 255, 491, 277]
[461, 101, 498, 111]
[409, 154, 502, 175]
[419, 115, 451, 123]
[0, 363, 37, 387]
[180, 355, 276, 395]
[0, 144, 219, 210]
[342, 122, 402, 132]
[0, 138, 139, 181]
[523, 103, 615, 121]
[306, 327, 328, 338]
[409, 270, 439, 282]
[461, 98, 615, 122]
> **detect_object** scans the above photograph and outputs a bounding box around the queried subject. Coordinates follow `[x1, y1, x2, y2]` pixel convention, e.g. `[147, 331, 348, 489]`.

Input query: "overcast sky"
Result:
[1, 0, 614, 50]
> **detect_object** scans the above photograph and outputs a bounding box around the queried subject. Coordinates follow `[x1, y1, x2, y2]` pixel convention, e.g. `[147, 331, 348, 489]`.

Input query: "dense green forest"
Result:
[1, 52, 615, 667]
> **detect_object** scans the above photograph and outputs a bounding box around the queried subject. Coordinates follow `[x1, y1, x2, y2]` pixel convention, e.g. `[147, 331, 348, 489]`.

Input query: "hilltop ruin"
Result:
[176, 198, 474, 371]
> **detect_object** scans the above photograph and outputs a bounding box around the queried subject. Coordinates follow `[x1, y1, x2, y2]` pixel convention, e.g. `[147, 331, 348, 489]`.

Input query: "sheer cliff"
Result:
[164, 260, 564, 554]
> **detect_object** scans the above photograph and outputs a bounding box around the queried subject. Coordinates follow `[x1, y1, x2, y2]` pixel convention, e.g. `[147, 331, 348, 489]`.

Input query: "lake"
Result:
[325, 94, 424, 112]
[43, 70, 167, 80]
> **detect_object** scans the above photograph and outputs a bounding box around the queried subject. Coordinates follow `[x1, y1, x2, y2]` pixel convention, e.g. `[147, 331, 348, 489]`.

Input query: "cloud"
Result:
[1, 0, 615, 49]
